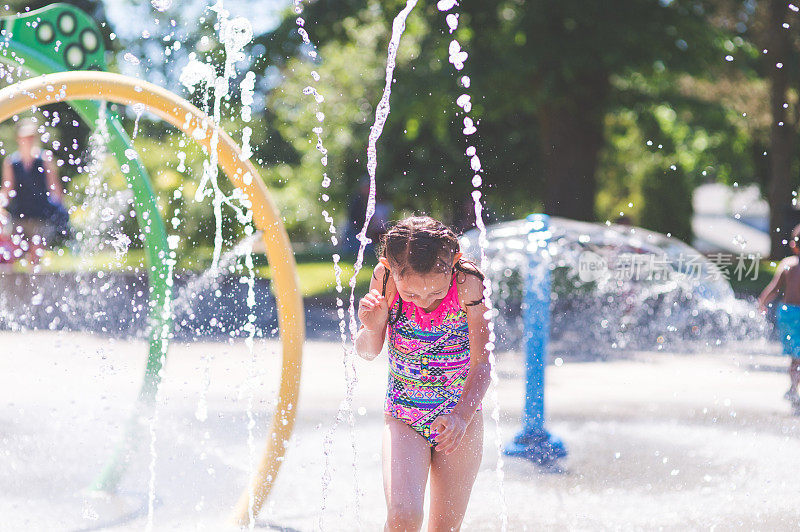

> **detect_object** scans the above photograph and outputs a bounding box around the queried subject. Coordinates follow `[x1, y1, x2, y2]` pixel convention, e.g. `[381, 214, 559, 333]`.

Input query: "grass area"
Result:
[24, 245, 778, 300]
[257, 261, 375, 298]
[21, 247, 375, 298]
[31, 248, 148, 272]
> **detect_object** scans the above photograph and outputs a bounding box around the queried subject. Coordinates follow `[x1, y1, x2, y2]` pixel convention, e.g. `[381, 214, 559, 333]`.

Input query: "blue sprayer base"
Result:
[503, 428, 567, 464]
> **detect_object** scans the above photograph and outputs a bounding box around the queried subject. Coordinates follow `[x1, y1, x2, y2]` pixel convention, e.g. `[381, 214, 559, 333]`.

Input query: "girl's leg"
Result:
[427, 412, 484, 532]
[383, 415, 432, 532]
[790, 358, 800, 394]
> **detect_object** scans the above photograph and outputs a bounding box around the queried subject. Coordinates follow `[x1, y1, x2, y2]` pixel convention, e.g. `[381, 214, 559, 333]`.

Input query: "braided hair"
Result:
[377, 215, 484, 324]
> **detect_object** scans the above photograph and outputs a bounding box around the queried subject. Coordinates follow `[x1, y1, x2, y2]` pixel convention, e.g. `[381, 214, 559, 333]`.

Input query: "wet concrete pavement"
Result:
[1, 331, 799, 530]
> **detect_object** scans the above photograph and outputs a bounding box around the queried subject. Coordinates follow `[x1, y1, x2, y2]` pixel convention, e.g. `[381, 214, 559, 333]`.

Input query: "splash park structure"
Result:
[6, 2, 800, 531]
[0, 4, 301, 525]
[0, 5, 560, 526]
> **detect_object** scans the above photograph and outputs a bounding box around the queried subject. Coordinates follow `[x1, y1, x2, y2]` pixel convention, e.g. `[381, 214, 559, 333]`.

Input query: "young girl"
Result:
[355, 215, 492, 531]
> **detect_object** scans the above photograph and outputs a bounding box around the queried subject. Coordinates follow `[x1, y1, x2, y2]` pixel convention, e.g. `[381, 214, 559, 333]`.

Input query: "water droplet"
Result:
[222, 17, 253, 57]
[123, 52, 140, 65]
[470, 155, 481, 172]
[446, 13, 459, 32]
[111, 233, 131, 257]
[448, 40, 468, 69]
[180, 56, 216, 92]
[151, 0, 172, 11]
[463, 117, 476, 135]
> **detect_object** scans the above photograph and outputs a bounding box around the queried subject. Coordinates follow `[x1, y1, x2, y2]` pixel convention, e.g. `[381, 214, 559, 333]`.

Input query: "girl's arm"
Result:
[450, 273, 492, 424]
[355, 263, 391, 360]
[758, 258, 789, 311]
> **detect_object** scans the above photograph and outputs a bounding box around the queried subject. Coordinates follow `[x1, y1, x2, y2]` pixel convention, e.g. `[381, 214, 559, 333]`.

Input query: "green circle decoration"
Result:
[64, 44, 84, 69]
[57, 12, 77, 35]
[35, 22, 55, 44]
[80, 28, 99, 53]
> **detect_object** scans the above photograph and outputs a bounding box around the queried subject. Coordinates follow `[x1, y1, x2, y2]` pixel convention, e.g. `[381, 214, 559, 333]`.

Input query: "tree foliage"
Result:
[5, 0, 800, 252]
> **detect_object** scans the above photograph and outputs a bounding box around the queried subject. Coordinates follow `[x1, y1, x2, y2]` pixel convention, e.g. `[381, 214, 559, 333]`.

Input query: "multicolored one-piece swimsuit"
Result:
[382, 269, 483, 447]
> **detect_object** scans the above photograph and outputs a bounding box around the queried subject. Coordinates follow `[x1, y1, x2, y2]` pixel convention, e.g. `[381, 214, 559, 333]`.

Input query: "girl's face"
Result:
[381, 253, 462, 311]
[394, 270, 451, 310]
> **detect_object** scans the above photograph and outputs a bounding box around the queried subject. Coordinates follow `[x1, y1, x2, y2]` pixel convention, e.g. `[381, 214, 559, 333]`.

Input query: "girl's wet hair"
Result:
[379, 215, 484, 282]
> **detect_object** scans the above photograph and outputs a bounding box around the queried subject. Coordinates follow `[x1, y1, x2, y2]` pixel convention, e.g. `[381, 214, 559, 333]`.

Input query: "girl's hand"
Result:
[358, 288, 389, 331]
[430, 412, 469, 454]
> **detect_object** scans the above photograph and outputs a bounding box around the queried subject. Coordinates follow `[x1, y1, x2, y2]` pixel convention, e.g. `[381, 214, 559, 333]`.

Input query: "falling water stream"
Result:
[290, 0, 368, 527]
[180, 2, 254, 272]
[311, 1, 422, 529]
[436, 1, 509, 528]
[183, 2, 263, 528]
[347, 0, 419, 340]
[241, 235, 259, 529]
[175, 2, 265, 528]
[170, 231, 266, 491]
[117, 91, 175, 532]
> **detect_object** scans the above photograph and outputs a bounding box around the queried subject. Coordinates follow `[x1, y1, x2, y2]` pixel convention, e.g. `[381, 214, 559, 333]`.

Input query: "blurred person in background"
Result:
[0, 119, 65, 266]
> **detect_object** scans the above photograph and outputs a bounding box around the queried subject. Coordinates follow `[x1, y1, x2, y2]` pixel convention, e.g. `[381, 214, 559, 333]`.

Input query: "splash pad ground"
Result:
[3, 330, 800, 530]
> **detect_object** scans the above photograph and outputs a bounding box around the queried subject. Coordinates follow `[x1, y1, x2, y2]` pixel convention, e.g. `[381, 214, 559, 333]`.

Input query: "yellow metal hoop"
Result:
[0, 71, 304, 525]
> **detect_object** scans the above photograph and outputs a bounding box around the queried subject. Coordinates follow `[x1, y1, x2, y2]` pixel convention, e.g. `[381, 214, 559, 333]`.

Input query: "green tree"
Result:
[257, 0, 732, 231]
[641, 164, 694, 241]
[761, 0, 799, 257]
[703, 0, 800, 257]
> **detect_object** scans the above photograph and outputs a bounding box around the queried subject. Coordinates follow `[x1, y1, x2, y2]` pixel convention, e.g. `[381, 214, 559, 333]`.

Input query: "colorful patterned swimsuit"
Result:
[382, 270, 483, 447]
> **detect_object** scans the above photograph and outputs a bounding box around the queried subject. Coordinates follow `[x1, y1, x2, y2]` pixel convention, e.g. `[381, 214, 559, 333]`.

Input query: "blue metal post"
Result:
[503, 213, 567, 463]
